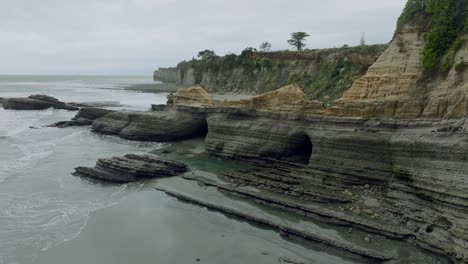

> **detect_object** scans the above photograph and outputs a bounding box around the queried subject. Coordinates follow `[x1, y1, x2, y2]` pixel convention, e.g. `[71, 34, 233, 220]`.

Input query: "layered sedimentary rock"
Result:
[330, 25, 425, 118]
[420, 37, 468, 119]
[203, 108, 468, 262]
[331, 27, 468, 119]
[74, 154, 188, 182]
[85, 101, 468, 262]
[49, 107, 115, 128]
[91, 107, 208, 141]
[222, 84, 324, 114]
[2, 95, 78, 111]
[171, 86, 215, 107]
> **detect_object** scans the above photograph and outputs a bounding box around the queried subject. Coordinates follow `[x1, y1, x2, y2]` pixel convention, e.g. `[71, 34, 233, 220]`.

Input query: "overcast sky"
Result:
[0, 0, 407, 75]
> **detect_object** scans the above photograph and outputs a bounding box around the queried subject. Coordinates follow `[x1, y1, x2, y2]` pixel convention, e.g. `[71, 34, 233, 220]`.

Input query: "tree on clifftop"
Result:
[259, 41, 272, 52]
[287, 32, 309, 51]
[197, 50, 216, 60]
[360, 32, 366, 46]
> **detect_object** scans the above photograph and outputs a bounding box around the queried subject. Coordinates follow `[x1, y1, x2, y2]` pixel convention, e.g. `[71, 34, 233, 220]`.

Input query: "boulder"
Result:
[74, 154, 189, 182]
[172, 86, 215, 107]
[2, 94, 78, 110]
[222, 85, 324, 113]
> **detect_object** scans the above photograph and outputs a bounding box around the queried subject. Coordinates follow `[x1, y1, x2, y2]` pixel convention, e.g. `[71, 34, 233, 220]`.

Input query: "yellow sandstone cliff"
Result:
[330, 25, 467, 119]
[172, 86, 216, 107]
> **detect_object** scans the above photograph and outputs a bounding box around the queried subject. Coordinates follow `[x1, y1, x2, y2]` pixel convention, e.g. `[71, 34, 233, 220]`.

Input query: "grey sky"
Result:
[0, 0, 406, 75]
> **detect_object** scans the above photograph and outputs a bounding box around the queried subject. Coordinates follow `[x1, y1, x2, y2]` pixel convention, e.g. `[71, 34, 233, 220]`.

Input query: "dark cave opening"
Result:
[284, 133, 313, 165]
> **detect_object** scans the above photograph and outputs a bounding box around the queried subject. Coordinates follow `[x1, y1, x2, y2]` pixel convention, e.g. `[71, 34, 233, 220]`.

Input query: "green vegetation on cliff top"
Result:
[176, 44, 387, 102]
[397, 0, 467, 71]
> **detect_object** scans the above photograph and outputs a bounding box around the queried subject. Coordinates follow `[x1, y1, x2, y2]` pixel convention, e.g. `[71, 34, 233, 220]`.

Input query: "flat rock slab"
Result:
[2, 94, 78, 110]
[74, 154, 189, 182]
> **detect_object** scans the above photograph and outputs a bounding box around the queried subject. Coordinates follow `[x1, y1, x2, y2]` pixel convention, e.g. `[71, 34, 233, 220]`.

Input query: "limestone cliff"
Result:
[154, 45, 387, 101]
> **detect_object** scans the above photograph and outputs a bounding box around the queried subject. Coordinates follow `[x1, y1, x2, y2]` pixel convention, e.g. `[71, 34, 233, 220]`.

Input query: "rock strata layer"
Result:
[203, 109, 468, 263]
[2, 95, 78, 111]
[330, 27, 468, 119]
[91, 107, 208, 141]
[74, 154, 188, 182]
[222, 84, 324, 114]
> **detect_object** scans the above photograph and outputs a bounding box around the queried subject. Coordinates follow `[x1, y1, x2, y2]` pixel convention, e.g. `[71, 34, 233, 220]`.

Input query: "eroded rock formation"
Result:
[330, 25, 425, 118]
[222, 84, 324, 114]
[2, 95, 78, 111]
[91, 106, 208, 141]
[171, 86, 215, 107]
[49, 107, 116, 128]
[74, 154, 188, 182]
[330, 27, 468, 119]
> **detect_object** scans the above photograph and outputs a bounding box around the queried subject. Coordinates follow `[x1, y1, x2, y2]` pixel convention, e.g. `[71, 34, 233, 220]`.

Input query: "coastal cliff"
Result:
[50, 0, 468, 262]
[154, 0, 467, 120]
[154, 45, 387, 101]
[331, 0, 468, 119]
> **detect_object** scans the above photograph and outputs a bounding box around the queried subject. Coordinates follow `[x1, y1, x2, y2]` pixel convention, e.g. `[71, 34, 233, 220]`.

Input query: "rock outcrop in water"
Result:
[2, 95, 78, 111]
[49, 107, 116, 128]
[91, 107, 208, 141]
[74, 154, 188, 182]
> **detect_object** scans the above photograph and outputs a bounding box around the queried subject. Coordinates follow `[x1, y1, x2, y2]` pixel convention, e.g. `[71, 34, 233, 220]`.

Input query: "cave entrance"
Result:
[193, 118, 209, 138]
[284, 133, 313, 165]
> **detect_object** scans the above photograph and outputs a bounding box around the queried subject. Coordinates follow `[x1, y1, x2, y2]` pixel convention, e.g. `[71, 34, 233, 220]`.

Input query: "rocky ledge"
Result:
[49, 107, 116, 128]
[74, 154, 188, 182]
[2, 94, 78, 111]
[55, 85, 467, 262]
[88, 104, 468, 262]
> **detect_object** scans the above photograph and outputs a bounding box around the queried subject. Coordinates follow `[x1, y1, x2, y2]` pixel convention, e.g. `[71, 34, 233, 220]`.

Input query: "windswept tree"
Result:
[259, 41, 272, 52]
[241, 47, 257, 57]
[287, 32, 309, 51]
[197, 50, 216, 60]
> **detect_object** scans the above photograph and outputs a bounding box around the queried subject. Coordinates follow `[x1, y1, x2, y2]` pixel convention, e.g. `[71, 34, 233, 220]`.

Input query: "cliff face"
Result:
[331, 0, 468, 119]
[154, 45, 387, 101]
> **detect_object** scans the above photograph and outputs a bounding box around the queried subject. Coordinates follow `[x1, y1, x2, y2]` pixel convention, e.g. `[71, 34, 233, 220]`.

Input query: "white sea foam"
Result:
[0, 109, 50, 137]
